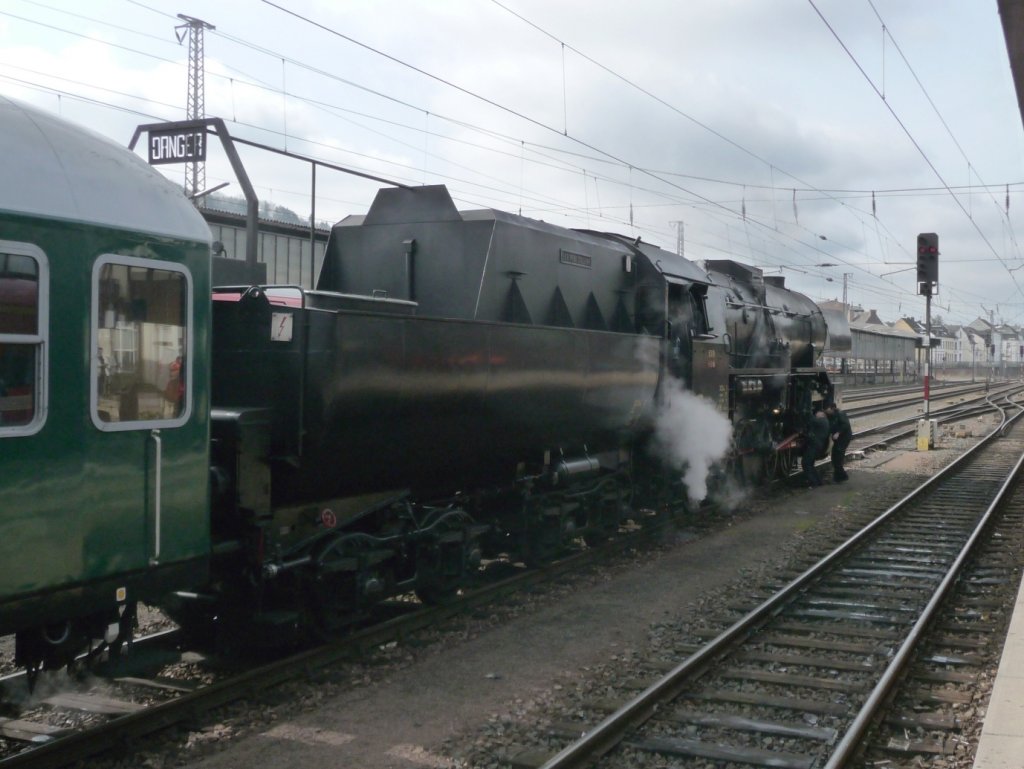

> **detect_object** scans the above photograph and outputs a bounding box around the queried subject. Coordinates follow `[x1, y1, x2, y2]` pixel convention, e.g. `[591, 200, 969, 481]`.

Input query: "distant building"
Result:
[201, 208, 330, 288]
[849, 308, 887, 327]
[949, 317, 1024, 378]
[997, 324, 1022, 364]
[936, 324, 956, 365]
[895, 316, 958, 368]
[818, 301, 918, 383]
[954, 325, 989, 370]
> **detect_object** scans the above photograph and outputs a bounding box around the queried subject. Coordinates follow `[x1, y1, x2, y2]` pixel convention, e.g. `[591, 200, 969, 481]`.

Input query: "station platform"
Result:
[973, 567, 1024, 768]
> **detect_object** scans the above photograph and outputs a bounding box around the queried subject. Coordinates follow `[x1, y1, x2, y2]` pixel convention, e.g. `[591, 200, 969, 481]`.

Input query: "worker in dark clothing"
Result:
[802, 410, 830, 488]
[825, 403, 853, 482]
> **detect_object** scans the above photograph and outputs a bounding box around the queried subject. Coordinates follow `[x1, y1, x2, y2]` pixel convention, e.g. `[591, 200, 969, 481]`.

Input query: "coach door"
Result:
[91, 255, 193, 567]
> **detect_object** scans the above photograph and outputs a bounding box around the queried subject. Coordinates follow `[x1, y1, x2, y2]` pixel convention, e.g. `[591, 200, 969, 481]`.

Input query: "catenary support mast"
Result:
[175, 14, 215, 202]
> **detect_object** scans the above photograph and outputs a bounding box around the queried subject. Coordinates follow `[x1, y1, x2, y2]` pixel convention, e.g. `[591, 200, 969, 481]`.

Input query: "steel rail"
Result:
[539, 397, 1024, 769]
[849, 385, 1024, 453]
[845, 382, 1017, 419]
[0, 628, 182, 690]
[843, 380, 986, 405]
[0, 501, 689, 769]
[824, 398, 1024, 768]
[847, 385, 991, 421]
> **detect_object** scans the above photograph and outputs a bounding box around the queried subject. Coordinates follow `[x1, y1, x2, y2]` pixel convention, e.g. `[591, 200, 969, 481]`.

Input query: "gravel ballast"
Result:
[133, 432, 977, 769]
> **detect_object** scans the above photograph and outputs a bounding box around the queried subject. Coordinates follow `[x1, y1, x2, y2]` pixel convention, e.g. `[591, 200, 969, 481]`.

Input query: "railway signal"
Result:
[916, 232, 939, 436]
[916, 232, 939, 296]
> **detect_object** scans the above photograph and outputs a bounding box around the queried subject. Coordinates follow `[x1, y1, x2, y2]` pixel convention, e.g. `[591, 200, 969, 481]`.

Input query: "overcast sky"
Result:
[2, 0, 1023, 326]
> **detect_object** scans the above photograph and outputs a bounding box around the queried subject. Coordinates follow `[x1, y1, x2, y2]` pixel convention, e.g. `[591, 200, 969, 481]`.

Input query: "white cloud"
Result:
[2, 0, 1023, 324]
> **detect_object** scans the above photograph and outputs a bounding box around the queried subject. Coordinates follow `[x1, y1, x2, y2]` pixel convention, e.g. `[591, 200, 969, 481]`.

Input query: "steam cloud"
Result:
[649, 380, 733, 503]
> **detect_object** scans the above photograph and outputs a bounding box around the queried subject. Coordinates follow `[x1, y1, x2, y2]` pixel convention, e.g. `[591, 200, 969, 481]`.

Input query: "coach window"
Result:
[0, 243, 48, 434]
[92, 256, 192, 430]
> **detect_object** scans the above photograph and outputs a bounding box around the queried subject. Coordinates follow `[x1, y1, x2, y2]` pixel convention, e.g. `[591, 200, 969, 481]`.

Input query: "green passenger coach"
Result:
[0, 96, 211, 675]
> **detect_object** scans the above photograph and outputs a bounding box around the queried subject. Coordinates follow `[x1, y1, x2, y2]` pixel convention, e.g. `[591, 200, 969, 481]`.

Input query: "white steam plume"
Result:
[649, 379, 733, 503]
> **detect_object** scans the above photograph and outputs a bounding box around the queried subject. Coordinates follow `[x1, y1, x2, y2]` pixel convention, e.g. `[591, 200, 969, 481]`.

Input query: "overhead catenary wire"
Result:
[866, 0, 1024, 265]
[487, 0, 1024, 323]
[2, 0, 1018, 323]
[0, 4, 663, 233]
[254, 0, 789, 236]
[809, 0, 1024, 306]
[246, 0, 905, 311]
[9, 4, 1014, 241]
[475, 0, 1024, 318]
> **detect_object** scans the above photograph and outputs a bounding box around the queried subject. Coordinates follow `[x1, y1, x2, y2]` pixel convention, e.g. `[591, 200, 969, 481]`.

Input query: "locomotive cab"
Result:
[665, 281, 715, 387]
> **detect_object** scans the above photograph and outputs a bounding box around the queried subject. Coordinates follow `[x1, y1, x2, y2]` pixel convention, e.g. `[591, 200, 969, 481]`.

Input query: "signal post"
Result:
[917, 233, 939, 450]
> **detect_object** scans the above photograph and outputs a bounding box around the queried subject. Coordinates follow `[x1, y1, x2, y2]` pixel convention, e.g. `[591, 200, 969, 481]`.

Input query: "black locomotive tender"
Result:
[194, 184, 842, 639]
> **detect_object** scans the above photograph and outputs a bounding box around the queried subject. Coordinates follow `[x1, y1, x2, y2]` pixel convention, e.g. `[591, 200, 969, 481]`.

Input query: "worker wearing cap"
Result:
[824, 403, 852, 482]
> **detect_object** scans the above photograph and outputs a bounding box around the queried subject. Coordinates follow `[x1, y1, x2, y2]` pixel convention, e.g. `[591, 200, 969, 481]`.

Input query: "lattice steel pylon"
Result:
[175, 14, 215, 202]
[670, 220, 685, 256]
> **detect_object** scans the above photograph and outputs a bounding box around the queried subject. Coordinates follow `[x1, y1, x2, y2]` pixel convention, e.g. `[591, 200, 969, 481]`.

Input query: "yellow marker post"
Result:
[917, 418, 937, 451]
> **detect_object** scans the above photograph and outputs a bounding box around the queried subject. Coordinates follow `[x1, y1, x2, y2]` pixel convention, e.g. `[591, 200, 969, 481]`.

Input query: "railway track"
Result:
[1, 387, 1014, 769]
[841, 380, 983, 405]
[528, 396, 1024, 769]
[744, 382, 1011, 487]
[847, 386, 1024, 456]
[843, 381, 995, 419]
[0, 502, 702, 769]
[860, 478, 1024, 766]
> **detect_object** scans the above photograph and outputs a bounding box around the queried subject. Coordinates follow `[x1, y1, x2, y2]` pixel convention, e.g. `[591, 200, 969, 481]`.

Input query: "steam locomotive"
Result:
[0, 98, 844, 674]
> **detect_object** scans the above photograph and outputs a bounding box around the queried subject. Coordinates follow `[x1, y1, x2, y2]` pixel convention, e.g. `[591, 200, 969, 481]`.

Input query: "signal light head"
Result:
[916, 232, 939, 294]
[917, 233, 939, 254]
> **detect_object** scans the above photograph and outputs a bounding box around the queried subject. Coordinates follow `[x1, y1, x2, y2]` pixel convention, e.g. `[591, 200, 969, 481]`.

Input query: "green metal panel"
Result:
[0, 212, 209, 606]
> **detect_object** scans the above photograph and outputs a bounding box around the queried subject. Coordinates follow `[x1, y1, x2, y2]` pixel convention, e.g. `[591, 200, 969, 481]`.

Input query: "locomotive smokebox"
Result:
[705, 261, 828, 369]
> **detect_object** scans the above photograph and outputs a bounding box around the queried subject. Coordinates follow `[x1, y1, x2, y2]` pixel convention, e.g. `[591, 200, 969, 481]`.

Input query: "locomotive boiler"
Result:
[702, 259, 836, 480]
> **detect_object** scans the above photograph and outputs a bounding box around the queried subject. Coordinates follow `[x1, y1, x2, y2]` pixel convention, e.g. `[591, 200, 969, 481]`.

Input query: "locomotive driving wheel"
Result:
[737, 420, 775, 486]
[740, 453, 765, 485]
[776, 447, 795, 479]
[762, 447, 780, 481]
